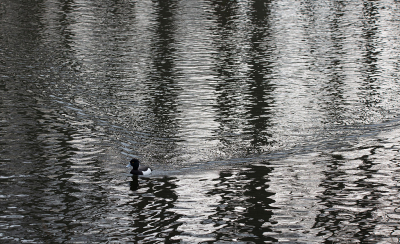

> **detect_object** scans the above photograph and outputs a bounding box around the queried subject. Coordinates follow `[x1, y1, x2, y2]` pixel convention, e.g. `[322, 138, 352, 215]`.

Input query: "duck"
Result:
[126, 158, 152, 176]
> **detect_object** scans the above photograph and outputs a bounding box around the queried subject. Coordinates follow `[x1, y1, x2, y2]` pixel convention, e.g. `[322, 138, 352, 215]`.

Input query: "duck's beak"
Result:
[126, 164, 131, 167]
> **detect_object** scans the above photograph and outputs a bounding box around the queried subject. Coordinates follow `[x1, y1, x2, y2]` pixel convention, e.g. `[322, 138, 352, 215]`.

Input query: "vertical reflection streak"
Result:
[359, 0, 381, 111]
[245, 0, 275, 152]
[171, 0, 221, 163]
[267, 154, 326, 242]
[169, 172, 221, 243]
[211, 0, 251, 157]
[144, 0, 180, 162]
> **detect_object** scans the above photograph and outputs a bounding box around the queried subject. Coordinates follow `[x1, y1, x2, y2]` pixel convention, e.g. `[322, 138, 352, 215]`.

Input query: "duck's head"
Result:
[126, 158, 140, 170]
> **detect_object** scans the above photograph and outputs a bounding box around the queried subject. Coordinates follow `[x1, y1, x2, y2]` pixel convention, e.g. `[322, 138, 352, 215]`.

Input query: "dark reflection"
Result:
[209, 0, 239, 27]
[92, 0, 137, 97]
[300, 0, 347, 125]
[323, 0, 347, 125]
[0, 1, 110, 243]
[56, 0, 76, 50]
[145, 0, 180, 162]
[323, 0, 347, 124]
[359, 0, 381, 107]
[245, 0, 274, 150]
[210, 0, 247, 154]
[210, 0, 242, 148]
[210, 0, 275, 154]
[208, 164, 276, 242]
[239, 164, 276, 242]
[125, 177, 182, 242]
[129, 176, 140, 191]
[315, 148, 386, 243]
[0, 0, 69, 241]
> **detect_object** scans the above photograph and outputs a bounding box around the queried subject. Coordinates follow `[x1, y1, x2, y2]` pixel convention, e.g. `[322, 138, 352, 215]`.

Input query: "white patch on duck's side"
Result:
[141, 168, 152, 176]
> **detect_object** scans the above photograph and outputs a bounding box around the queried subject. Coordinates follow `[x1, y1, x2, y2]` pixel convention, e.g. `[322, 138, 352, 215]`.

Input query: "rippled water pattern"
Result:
[2, 0, 400, 243]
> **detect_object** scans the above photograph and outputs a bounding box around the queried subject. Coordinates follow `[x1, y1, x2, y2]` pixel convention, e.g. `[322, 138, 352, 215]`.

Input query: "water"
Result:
[2, 0, 400, 243]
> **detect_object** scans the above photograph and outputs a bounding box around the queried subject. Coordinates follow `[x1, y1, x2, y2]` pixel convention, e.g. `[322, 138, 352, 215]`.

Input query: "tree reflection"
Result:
[207, 164, 276, 242]
[359, 0, 381, 108]
[315, 148, 387, 243]
[125, 176, 181, 243]
[210, 0, 242, 149]
[245, 0, 274, 150]
[210, 0, 275, 154]
[145, 0, 181, 162]
[300, 0, 348, 125]
[0, 0, 90, 242]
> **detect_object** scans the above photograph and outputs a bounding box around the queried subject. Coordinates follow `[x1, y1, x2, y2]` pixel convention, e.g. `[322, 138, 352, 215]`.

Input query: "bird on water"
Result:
[126, 158, 152, 176]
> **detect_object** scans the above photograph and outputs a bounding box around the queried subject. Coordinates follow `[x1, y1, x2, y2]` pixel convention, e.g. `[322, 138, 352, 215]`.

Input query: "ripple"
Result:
[3, 0, 400, 243]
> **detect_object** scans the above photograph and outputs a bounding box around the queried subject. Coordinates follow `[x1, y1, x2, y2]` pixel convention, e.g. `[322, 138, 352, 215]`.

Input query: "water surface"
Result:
[2, 0, 400, 243]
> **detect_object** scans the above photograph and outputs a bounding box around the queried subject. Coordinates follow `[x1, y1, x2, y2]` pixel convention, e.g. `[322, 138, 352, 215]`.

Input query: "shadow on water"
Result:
[211, 0, 276, 155]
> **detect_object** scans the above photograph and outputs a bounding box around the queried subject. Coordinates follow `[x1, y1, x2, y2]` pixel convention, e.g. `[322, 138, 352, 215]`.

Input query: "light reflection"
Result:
[268, 153, 326, 242]
[169, 171, 221, 242]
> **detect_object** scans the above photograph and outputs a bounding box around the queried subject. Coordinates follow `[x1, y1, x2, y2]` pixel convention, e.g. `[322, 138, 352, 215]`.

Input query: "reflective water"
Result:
[2, 0, 400, 243]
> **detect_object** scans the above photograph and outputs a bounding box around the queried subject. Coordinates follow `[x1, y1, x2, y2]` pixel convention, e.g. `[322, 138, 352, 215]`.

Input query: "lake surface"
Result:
[2, 0, 400, 243]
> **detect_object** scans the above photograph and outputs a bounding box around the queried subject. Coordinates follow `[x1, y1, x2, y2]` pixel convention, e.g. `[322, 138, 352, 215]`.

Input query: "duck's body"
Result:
[127, 158, 152, 176]
[130, 166, 152, 176]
